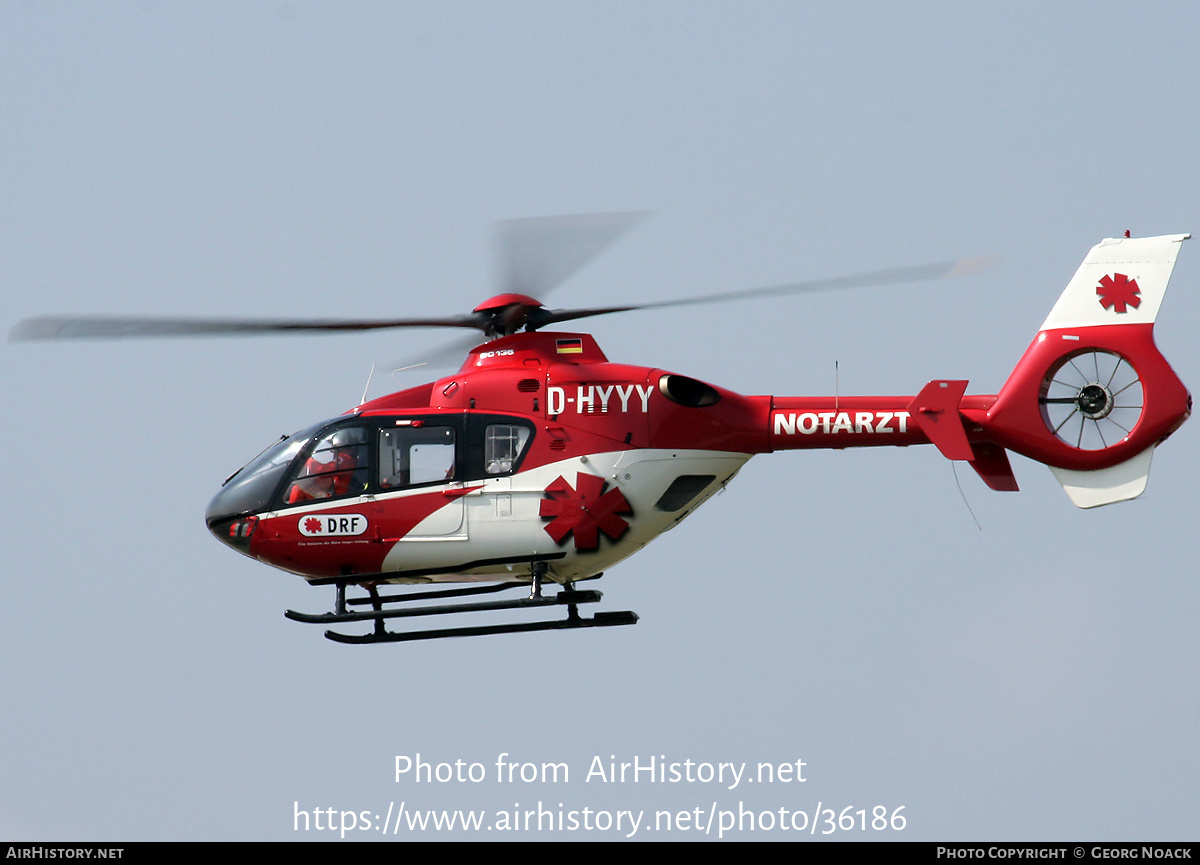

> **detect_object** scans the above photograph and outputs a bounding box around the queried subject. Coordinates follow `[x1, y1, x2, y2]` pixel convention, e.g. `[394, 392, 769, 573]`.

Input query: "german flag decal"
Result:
[556, 338, 584, 354]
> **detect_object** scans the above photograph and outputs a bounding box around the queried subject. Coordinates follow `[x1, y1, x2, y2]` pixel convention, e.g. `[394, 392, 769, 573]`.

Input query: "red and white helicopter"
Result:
[13, 218, 1191, 643]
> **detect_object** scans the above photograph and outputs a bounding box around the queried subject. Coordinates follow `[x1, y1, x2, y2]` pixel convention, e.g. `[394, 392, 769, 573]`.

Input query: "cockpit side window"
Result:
[284, 426, 369, 504]
[378, 425, 457, 490]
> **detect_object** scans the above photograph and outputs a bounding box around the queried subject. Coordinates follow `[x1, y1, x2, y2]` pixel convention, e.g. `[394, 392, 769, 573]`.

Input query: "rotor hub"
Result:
[1078, 383, 1113, 419]
[472, 294, 548, 338]
[472, 293, 544, 314]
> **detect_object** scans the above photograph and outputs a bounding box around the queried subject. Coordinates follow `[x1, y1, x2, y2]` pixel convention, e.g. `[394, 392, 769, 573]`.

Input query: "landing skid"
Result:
[284, 569, 638, 644]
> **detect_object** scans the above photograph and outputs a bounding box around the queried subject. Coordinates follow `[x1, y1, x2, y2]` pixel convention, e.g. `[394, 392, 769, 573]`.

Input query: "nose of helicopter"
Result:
[206, 511, 259, 556]
[204, 419, 329, 557]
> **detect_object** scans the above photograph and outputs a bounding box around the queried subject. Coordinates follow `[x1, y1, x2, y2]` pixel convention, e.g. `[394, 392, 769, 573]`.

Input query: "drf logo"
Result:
[298, 514, 369, 536]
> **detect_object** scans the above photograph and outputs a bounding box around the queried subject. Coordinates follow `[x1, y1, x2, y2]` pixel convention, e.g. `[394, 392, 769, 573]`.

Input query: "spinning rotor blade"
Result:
[382, 254, 996, 376]
[386, 332, 485, 380]
[530, 255, 997, 328]
[11, 211, 650, 344]
[10, 218, 995, 350]
[496, 211, 648, 299]
[9, 312, 487, 341]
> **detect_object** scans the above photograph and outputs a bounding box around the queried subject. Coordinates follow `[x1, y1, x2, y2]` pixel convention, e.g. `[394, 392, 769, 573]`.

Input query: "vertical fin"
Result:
[968, 442, 1019, 492]
[1040, 233, 1189, 331]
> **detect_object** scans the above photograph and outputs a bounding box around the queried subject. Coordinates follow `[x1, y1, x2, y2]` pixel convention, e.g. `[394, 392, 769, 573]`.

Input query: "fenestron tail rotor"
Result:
[1039, 350, 1144, 451]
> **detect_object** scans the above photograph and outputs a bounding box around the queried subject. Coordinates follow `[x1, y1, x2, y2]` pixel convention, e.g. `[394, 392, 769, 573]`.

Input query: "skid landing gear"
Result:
[284, 566, 638, 644]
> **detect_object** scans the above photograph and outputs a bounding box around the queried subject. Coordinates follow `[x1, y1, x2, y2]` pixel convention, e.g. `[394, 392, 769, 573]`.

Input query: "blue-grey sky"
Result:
[3, 2, 1199, 840]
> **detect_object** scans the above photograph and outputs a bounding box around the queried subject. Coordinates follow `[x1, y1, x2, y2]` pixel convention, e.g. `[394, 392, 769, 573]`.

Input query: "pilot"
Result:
[286, 453, 336, 503]
[329, 445, 365, 495]
[286, 429, 367, 503]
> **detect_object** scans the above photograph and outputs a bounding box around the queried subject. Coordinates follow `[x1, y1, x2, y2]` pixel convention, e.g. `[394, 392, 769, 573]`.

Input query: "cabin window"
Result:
[379, 426, 457, 489]
[484, 424, 531, 475]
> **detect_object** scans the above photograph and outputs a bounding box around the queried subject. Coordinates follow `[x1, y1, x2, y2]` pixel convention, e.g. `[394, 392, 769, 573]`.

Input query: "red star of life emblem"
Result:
[539, 473, 632, 550]
[303, 517, 323, 534]
[1097, 273, 1141, 313]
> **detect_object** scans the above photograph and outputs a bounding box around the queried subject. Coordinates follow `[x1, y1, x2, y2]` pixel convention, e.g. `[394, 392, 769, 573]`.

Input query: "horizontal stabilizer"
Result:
[909, 380, 974, 461]
[1049, 446, 1155, 508]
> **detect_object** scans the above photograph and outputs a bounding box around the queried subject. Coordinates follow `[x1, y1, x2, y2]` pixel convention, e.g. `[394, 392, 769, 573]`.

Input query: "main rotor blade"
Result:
[496, 211, 648, 299]
[532, 255, 997, 328]
[9, 313, 487, 341]
[384, 332, 486, 380]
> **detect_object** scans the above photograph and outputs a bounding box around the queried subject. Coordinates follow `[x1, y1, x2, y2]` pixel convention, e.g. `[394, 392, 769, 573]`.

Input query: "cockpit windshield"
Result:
[205, 420, 328, 526]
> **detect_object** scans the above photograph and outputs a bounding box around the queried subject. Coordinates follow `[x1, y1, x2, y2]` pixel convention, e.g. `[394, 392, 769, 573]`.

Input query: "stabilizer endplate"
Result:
[1048, 446, 1155, 508]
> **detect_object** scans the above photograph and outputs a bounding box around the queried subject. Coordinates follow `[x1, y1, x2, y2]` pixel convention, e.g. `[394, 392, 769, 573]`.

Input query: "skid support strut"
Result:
[284, 570, 637, 644]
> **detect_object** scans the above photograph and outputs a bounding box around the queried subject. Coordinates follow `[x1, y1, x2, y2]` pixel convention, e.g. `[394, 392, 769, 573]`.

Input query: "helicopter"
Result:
[11, 217, 1191, 644]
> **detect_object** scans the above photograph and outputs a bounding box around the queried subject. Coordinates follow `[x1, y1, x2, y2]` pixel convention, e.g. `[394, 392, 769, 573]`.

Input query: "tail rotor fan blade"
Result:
[1039, 350, 1144, 450]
